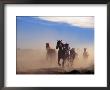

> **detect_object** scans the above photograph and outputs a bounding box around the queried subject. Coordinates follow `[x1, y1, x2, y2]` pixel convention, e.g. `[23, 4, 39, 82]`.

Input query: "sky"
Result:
[16, 16, 94, 49]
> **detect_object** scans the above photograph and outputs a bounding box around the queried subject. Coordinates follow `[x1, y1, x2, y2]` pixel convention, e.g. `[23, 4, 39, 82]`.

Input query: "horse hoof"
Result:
[58, 63, 61, 66]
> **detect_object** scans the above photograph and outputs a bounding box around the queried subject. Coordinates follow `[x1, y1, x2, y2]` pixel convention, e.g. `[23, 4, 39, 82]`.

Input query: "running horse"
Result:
[70, 48, 77, 66]
[83, 48, 89, 59]
[46, 43, 56, 60]
[56, 40, 70, 67]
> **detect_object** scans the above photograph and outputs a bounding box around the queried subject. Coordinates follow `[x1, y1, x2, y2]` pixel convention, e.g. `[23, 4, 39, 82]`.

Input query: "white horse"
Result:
[83, 48, 89, 59]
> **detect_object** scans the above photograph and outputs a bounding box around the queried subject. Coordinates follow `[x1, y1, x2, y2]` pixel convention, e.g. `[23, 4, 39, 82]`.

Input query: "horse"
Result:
[46, 43, 56, 61]
[69, 48, 77, 66]
[56, 40, 70, 67]
[63, 43, 70, 61]
[83, 48, 89, 59]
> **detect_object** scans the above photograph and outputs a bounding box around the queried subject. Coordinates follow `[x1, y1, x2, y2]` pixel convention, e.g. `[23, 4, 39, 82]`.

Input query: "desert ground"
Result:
[16, 48, 94, 74]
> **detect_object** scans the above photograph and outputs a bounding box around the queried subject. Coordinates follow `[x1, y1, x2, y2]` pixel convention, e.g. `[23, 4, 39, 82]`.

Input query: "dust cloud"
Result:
[16, 46, 94, 74]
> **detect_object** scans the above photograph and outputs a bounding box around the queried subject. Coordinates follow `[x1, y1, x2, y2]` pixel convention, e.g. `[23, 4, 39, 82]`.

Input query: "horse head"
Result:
[64, 43, 69, 49]
[56, 40, 63, 49]
[46, 43, 50, 49]
[84, 48, 87, 52]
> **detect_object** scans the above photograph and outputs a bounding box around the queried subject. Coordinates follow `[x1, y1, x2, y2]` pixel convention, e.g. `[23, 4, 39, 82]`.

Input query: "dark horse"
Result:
[70, 48, 77, 66]
[56, 40, 70, 67]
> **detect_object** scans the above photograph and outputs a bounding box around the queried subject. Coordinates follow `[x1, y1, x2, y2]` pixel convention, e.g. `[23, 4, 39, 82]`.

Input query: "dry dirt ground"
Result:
[16, 49, 94, 74]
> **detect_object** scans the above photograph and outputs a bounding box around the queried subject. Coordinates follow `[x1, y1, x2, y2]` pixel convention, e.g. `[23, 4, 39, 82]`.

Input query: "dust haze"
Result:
[16, 46, 94, 74]
[16, 16, 94, 74]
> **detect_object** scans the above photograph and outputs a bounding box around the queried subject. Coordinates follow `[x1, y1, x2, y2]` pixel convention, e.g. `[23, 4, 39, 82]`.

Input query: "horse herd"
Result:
[46, 40, 89, 67]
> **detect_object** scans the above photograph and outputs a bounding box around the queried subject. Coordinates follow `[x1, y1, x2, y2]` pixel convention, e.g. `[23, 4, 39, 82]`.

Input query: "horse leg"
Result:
[70, 60, 73, 67]
[68, 56, 71, 67]
[62, 59, 65, 68]
[67, 56, 70, 67]
[58, 58, 61, 66]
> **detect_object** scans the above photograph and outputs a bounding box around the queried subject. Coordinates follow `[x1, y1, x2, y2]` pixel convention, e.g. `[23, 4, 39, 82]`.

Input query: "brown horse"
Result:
[46, 43, 56, 61]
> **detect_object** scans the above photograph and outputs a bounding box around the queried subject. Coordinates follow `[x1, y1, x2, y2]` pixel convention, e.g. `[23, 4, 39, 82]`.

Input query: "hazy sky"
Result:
[16, 16, 94, 49]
